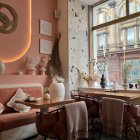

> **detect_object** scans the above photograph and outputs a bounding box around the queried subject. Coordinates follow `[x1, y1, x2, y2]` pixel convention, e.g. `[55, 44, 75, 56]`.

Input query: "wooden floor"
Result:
[26, 128, 140, 140]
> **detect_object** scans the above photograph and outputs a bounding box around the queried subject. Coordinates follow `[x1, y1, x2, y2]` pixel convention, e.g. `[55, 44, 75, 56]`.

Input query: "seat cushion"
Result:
[0, 109, 39, 131]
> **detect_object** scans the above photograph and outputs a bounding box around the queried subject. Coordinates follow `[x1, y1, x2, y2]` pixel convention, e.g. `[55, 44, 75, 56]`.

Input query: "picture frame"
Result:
[39, 39, 52, 54]
[39, 19, 52, 36]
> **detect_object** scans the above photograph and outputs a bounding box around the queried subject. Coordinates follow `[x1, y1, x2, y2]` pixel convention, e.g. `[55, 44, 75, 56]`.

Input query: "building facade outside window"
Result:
[92, 0, 140, 88]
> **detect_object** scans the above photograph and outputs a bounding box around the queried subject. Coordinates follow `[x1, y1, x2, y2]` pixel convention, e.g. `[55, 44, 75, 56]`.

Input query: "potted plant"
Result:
[137, 79, 140, 90]
[121, 62, 132, 90]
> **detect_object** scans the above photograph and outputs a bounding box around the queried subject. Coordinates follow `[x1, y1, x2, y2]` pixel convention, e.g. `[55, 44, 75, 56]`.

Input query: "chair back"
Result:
[36, 108, 67, 140]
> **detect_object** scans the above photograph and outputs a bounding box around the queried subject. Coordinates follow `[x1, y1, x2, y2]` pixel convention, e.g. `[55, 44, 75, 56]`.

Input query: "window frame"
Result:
[89, 0, 140, 84]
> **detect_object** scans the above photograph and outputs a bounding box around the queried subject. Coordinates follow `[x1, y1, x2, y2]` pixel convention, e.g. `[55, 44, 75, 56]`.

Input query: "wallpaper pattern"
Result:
[68, 0, 89, 91]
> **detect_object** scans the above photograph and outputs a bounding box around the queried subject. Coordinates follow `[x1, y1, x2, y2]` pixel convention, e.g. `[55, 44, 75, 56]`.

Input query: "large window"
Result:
[92, 0, 140, 88]
[127, 27, 134, 46]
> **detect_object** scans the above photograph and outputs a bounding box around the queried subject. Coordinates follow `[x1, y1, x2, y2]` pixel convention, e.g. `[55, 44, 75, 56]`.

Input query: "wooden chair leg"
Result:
[134, 126, 139, 140]
[98, 128, 102, 140]
[125, 127, 128, 140]
[91, 118, 94, 139]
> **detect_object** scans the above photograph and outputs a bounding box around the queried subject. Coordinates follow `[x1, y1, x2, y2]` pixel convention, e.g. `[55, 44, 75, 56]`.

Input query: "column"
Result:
[108, 1, 116, 52]
[104, 33, 107, 53]
[123, 28, 127, 48]
[96, 35, 99, 52]
[134, 26, 139, 48]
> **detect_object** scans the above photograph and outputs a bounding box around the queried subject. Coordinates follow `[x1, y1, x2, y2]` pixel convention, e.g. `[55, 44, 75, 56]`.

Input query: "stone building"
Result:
[93, 0, 140, 85]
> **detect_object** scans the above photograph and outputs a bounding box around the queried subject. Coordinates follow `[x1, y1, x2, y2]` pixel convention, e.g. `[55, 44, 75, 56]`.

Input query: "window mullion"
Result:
[126, 0, 129, 16]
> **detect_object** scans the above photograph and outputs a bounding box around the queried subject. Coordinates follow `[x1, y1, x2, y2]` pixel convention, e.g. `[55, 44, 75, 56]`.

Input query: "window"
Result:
[92, 0, 140, 87]
[136, 2, 140, 12]
[127, 27, 134, 46]
[98, 13, 104, 24]
[129, 1, 133, 14]
[98, 34, 104, 49]
[139, 26, 140, 42]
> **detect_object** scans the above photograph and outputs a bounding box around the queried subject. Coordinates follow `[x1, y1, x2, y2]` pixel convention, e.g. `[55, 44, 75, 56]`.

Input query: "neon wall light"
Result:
[1, 0, 31, 63]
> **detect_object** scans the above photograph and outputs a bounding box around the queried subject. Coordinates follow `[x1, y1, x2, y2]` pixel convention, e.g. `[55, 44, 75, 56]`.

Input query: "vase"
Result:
[49, 82, 65, 98]
[100, 75, 106, 88]
[123, 79, 128, 90]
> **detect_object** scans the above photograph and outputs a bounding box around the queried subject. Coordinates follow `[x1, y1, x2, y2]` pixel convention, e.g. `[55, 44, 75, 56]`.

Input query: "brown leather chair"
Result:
[36, 107, 67, 140]
[99, 100, 139, 140]
[124, 104, 140, 140]
[71, 90, 100, 138]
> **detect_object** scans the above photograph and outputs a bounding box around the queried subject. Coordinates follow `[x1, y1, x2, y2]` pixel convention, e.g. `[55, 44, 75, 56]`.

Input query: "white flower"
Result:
[26, 56, 40, 70]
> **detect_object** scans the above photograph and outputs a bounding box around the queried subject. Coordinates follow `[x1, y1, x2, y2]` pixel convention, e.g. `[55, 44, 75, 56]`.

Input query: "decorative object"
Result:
[76, 68, 99, 88]
[0, 61, 6, 74]
[39, 39, 52, 54]
[47, 33, 62, 78]
[39, 56, 50, 75]
[26, 56, 40, 75]
[43, 88, 50, 100]
[90, 58, 107, 88]
[49, 79, 65, 99]
[0, 2, 18, 34]
[121, 62, 132, 90]
[137, 79, 140, 90]
[7, 88, 31, 112]
[40, 19, 52, 36]
[100, 74, 106, 88]
[46, 33, 65, 98]
[17, 71, 24, 75]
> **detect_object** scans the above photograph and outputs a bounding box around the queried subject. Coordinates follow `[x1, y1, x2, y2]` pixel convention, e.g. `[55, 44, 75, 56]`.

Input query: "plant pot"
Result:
[49, 82, 65, 98]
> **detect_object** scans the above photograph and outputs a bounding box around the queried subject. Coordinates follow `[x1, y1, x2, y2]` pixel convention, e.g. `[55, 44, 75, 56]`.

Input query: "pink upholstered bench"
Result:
[0, 84, 43, 140]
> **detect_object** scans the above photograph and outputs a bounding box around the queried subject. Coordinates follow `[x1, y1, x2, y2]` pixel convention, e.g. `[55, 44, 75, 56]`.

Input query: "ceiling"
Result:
[79, 0, 102, 5]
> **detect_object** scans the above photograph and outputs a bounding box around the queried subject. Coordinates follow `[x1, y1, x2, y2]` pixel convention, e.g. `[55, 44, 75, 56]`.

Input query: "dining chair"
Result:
[36, 107, 67, 140]
[36, 101, 88, 140]
[124, 104, 140, 140]
[99, 97, 139, 140]
[70, 90, 100, 138]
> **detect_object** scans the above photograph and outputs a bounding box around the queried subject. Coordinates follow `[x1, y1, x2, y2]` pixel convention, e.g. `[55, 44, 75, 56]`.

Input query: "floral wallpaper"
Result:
[68, 0, 89, 91]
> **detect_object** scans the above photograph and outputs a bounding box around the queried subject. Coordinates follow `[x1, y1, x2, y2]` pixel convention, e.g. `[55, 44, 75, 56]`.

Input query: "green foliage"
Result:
[122, 62, 132, 81]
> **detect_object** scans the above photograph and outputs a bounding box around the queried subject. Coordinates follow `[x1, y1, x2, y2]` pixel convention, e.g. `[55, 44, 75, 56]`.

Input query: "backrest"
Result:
[0, 84, 43, 113]
[70, 90, 100, 118]
[36, 108, 67, 140]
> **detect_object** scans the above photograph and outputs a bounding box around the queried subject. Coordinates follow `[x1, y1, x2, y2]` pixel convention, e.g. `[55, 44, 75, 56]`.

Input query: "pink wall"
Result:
[0, 0, 57, 86]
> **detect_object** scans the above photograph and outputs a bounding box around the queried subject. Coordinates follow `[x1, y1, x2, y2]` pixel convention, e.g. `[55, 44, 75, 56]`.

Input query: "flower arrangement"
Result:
[137, 79, 140, 85]
[43, 87, 49, 94]
[26, 56, 40, 75]
[76, 68, 99, 87]
[121, 62, 132, 89]
[39, 56, 50, 75]
[89, 58, 107, 75]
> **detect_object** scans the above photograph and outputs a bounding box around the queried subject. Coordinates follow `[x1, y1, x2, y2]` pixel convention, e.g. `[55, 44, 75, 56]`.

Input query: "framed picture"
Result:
[39, 39, 52, 54]
[39, 19, 52, 36]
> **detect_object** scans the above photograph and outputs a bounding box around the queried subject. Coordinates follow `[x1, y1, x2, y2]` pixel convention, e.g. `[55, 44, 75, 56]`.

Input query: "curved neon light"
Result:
[1, 0, 31, 63]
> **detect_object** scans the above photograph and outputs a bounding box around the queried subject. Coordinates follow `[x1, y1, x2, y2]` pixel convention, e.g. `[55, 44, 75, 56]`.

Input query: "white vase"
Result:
[49, 82, 65, 98]
[0, 61, 6, 74]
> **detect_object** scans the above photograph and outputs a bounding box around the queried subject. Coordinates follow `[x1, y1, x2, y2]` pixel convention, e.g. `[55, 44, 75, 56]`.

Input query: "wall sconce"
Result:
[0, 61, 6, 74]
[55, 9, 61, 19]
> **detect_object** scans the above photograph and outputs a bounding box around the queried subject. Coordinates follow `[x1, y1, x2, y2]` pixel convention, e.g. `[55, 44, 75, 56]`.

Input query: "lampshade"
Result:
[0, 61, 6, 74]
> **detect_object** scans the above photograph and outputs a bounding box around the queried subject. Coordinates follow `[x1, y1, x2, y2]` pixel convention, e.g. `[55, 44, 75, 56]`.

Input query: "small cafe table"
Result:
[16, 97, 75, 113]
